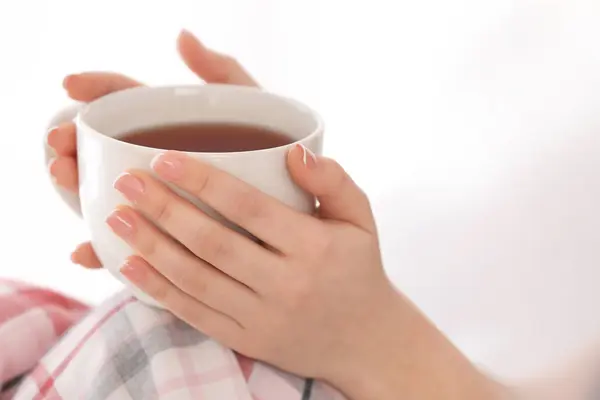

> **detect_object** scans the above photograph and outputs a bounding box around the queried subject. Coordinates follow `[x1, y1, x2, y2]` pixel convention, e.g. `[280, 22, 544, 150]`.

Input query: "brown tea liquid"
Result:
[119, 123, 294, 152]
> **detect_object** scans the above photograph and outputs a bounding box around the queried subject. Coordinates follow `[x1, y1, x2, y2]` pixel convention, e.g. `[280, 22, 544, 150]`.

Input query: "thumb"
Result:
[287, 145, 376, 232]
[177, 29, 258, 87]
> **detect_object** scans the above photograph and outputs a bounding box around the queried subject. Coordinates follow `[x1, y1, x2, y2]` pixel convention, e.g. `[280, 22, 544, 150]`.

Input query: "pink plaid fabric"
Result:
[0, 279, 345, 400]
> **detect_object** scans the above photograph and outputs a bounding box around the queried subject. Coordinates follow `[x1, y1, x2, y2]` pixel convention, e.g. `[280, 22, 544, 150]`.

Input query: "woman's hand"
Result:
[110, 147, 387, 375]
[46, 30, 257, 268]
[109, 149, 506, 399]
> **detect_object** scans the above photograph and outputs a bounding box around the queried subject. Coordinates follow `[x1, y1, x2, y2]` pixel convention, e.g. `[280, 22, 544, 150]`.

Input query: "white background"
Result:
[2, 0, 600, 385]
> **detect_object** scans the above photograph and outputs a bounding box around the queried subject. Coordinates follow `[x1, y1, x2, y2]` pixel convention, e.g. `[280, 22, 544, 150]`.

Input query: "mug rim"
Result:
[76, 83, 324, 156]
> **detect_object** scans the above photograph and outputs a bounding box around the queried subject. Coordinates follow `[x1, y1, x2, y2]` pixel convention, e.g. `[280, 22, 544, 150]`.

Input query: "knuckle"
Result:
[189, 222, 208, 245]
[192, 225, 230, 261]
[323, 159, 352, 192]
[365, 230, 379, 246]
[192, 170, 212, 198]
[152, 195, 174, 226]
[138, 234, 159, 258]
[355, 186, 374, 215]
[190, 274, 209, 299]
[147, 279, 169, 303]
[230, 189, 263, 222]
[208, 238, 230, 262]
[333, 167, 351, 192]
[168, 264, 193, 293]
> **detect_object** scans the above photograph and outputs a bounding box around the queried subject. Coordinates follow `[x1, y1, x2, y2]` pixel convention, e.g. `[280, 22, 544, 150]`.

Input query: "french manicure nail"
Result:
[70, 251, 80, 265]
[47, 158, 58, 175]
[113, 173, 145, 201]
[106, 210, 135, 238]
[298, 144, 318, 169]
[120, 258, 146, 283]
[46, 127, 59, 149]
[62, 74, 75, 89]
[48, 163, 60, 187]
[151, 152, 184, 180]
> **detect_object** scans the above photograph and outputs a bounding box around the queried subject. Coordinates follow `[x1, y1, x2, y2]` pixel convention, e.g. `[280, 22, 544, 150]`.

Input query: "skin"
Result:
[47, 30, 510, 400]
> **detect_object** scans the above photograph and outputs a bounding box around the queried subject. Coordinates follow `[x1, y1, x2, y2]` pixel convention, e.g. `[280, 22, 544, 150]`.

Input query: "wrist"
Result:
[325, 288, 509, 400]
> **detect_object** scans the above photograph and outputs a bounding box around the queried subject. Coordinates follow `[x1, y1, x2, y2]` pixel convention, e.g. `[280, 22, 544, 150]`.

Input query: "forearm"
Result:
[330, 290, 600, 400]
[327, 290, 512, 400]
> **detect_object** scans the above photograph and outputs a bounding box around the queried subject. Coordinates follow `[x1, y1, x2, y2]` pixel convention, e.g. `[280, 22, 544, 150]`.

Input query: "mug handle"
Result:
[44, 102, 84, 217]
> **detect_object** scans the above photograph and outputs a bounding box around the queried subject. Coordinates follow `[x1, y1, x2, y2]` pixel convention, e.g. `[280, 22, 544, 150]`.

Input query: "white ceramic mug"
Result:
[44, 84, 324, 306]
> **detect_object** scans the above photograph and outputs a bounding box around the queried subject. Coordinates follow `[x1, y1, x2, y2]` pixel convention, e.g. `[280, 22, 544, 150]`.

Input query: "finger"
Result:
[113, 171, 277, 291]
[46, 122, 77, 157]
[48, 157, 79, 192]
[177, 30, 259, 87]
[71, 242, 102, 269]
[63, 72, 142, 102]
[150, 151, 323, 255]
[287, 144, 376, 233]
[120, 255, 243, 343]
[107, 206, 258, 320]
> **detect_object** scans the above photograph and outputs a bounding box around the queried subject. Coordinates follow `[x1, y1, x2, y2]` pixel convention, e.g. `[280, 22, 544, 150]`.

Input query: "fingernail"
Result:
[120, 257, 146, 284]
[70, 251, 80, 265]
[151, 152, 184, 180]
[106, 209, 135, 238]
[48, 158, 58, 177]
[178, 29, 201, 45]
[114, 173, 145, 201]
[46, 126, 59, 149]
[62, 74, 76, 89]
[47, 158, 64, 186]
[297, 144, 318, 169]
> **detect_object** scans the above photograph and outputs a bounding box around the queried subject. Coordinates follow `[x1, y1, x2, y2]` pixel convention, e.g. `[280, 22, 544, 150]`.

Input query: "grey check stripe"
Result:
[261, 361, 313, 399]
[86, 310, 207, 400]
[302, 378, 314, 400]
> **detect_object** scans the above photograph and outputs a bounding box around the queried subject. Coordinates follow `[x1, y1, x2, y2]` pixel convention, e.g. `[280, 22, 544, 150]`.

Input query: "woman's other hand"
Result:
[45, 30, 258, 268]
